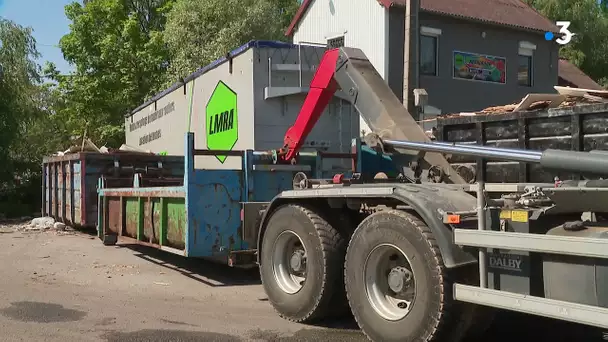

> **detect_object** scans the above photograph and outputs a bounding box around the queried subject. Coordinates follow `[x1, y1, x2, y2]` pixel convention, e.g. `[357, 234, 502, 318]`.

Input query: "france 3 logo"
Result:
[544, 21, 575, 45]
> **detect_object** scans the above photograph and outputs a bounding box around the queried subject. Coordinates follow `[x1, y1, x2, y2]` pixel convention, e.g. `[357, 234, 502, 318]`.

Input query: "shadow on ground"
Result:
[0, 301, 87, 323]
[100, 313, 606, 342]
[84, 234, 605, 341]
[117, 243, 261, 287]
[473, 311, 606, 342]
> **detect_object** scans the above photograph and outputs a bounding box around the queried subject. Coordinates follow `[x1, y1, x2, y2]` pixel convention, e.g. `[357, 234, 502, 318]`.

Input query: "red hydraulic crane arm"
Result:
[281, 49, 342, 162]
[279, 47, 465, 184]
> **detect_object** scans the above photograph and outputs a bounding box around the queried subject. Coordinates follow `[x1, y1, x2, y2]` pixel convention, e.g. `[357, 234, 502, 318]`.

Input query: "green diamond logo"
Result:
[206, 81, 238, 163]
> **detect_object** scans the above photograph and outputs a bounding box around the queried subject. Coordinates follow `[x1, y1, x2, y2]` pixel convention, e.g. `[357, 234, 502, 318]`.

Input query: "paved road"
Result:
[0, 223, 604, 342]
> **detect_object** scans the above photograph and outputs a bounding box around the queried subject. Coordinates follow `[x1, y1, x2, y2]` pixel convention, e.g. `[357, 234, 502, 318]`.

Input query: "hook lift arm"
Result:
[275, 47, 467, 184]
[279, 49, 341, 163]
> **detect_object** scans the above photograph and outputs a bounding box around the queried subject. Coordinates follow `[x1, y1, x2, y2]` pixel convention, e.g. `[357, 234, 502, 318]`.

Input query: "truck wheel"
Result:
[260, 204, 347, 323]
[345, 210, 468, 342]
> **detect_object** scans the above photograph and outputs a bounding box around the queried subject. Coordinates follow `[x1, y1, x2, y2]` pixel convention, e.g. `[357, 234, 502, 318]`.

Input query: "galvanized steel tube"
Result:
[383, 139, 542, 163]
[476, 181, 488, 289]
[432, 141, 542, 156]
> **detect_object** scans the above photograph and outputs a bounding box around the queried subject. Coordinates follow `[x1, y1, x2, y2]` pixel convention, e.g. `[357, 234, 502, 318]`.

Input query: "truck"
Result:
[97, 46, 608, 342]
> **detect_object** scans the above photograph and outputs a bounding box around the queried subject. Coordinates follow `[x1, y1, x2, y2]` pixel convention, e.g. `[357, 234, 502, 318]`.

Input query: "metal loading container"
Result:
[42, 152, 183, 228]
[435, 102, 608, 183]
[125, 40, 359, 172]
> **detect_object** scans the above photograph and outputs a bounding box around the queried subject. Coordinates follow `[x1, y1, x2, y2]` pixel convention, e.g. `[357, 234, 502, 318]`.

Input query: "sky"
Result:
[0, 0, 75, 74]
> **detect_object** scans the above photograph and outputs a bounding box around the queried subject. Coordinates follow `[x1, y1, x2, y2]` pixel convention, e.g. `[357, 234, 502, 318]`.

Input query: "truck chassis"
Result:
[255, 47, 608, 341]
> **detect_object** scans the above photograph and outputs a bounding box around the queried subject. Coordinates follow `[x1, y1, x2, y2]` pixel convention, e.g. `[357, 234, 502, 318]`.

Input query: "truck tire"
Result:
[345, 210, 471, 342]
[260, 204, 347, 323]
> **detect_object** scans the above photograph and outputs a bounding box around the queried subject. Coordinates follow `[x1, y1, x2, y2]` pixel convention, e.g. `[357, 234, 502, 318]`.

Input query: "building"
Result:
[557, 59, 603, 90]
[286, 0, 561, 132]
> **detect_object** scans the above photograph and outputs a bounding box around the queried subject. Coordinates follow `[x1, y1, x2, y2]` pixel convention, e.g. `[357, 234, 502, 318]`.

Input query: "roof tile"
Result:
[287, 0, 559, 36]
[389, 0, 558, 33]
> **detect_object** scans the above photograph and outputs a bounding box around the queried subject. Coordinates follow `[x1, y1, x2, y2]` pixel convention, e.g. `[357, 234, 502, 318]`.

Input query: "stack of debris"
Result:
[445, 86, 608, 118]
[0, 216, 74, 233]
[53, 138, 156, 157]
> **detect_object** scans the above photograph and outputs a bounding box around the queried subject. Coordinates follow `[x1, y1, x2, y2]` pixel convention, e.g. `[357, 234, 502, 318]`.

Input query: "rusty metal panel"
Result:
[186, 170, 243, 257]
[106, 198, 122, 235]
[99, 190, 186, 251]
[51, 163, 58, 219]
[165, 198, 186, 250]
[143, 198, 161, 244]
[42, 163, 50, 217]
[124, 198, 139, 239]
[63, 162, 72, 224]
[58, 162, 64, 221]
[72, 162, 82, 225]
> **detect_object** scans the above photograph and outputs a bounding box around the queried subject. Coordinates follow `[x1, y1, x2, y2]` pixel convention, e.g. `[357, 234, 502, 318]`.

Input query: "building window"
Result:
[518, 41, 536, 87]
[327, 36, 344, 49]
[518, 55, 532, 87]
[420, 27, 441, 76]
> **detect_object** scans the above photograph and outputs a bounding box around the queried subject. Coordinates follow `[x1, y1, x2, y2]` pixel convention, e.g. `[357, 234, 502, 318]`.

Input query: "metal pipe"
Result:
[540, 149, 608, 176]
[476, 181, 488, 288]
[383, 139, 542, 163]
[298, 44, 302, 88]
[432, 141, 542, 156]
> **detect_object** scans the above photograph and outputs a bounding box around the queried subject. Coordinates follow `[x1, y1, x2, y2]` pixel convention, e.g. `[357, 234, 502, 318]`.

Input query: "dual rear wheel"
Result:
[260, 204, 479, 341]
[259, 204, 348, 322]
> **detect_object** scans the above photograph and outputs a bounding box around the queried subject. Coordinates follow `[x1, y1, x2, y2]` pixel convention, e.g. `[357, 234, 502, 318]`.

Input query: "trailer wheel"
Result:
[260, 204, 346, 323]
[345, 210, 469, 342]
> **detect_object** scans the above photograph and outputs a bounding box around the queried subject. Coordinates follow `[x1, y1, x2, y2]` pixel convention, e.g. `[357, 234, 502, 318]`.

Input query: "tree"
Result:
[162, 0, 300, 83]
[56, 0, 175, 147]
[0, 19, 41, 183]
[525, 0, 608, 87]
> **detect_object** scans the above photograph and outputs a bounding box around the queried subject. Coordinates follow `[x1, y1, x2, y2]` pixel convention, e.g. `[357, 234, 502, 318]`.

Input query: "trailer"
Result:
[42, 152, 183, 228]
[97, 45, 608, 342]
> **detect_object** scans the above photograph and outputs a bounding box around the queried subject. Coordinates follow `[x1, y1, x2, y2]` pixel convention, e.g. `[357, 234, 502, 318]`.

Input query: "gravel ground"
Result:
[0, 219, 604, 342]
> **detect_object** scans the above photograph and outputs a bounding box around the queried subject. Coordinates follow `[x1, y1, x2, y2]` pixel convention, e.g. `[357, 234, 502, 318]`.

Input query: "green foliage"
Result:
[0, 19, 51, 217]
[0, 19, 41, 182]
[162, 0, 299, 83]
[54, 0, 175, 147]
[524, 0, 608, 87]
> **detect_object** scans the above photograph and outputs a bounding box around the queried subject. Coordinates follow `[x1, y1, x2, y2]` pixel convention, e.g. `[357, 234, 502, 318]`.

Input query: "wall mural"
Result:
[453, 51, 506, 84]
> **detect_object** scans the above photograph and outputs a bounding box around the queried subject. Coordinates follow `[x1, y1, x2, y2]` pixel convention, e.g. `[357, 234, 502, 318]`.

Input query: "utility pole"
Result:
[403, 0, 420, 121]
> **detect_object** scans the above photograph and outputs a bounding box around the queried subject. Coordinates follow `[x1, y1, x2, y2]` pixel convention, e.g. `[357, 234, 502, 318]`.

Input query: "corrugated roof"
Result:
[286, 0, 558, 36]
[558, 59, 603, 90]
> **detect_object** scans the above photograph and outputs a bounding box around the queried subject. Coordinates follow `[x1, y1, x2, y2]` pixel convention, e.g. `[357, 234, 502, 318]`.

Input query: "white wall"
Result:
[292, 0, 388, 135]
